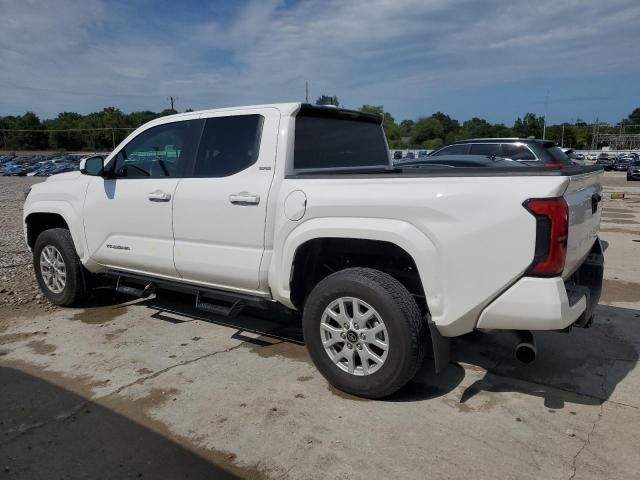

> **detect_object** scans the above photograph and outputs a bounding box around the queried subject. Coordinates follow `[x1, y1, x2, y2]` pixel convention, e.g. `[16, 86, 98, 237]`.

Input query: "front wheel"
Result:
[302, 268, 427, 398]
[33, 228, 89, 306]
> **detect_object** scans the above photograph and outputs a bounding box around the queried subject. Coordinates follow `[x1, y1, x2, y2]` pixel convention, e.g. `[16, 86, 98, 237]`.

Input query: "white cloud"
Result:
[0, 0, 638, 119]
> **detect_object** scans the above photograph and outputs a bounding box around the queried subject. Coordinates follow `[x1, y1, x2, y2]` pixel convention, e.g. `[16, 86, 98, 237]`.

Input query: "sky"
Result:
[1, 0, 639, 124]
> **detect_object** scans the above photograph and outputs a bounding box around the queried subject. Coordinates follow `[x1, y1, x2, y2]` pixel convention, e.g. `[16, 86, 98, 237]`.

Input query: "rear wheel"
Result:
[33, 228, 89, 306]
[302, 267, 427, 398]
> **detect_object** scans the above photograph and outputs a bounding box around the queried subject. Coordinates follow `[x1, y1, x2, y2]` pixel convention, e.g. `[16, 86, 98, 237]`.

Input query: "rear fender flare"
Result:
[270, 217, 442, 316]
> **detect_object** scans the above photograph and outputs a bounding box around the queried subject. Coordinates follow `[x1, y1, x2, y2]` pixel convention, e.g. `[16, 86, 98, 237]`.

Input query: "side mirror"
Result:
[80, 156, 104, 176]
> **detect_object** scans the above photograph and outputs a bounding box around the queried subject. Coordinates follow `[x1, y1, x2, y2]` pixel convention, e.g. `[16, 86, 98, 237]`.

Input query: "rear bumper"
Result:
[477, 240, 604, 331]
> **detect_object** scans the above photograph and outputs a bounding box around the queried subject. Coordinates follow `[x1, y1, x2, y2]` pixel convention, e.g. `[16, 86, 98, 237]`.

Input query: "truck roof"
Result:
[453, 138, 557, 145]
[155, 103, 382, 123]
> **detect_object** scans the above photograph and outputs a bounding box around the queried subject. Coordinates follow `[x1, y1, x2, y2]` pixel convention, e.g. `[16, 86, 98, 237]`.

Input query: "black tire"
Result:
[33, 228, 89, 306]
[302, 267, 427, 399]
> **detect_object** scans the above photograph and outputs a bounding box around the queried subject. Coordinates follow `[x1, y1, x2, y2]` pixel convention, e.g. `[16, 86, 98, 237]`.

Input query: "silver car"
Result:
[627, 160, 640, 181]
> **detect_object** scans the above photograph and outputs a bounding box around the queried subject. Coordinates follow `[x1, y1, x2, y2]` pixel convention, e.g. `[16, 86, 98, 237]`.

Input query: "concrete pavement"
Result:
[1, 172, 639, 479]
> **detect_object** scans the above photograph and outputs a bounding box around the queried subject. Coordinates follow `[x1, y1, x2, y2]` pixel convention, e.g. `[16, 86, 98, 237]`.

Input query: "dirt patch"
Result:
[72, 306, 127, 325]
[26, 339, 57, 355]
[105, 328, 128, 341]
[242, 336, 310, 364]
[600, 279, 640, 303]
[0, 331, 47, 346]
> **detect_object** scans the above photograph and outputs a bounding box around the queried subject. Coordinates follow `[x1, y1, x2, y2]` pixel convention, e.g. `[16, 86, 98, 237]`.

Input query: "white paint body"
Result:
[24, 103, 603, 337]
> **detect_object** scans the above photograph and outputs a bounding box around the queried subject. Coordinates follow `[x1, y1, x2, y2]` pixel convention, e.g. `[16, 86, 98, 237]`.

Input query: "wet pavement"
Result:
[1, 172, 639, 479]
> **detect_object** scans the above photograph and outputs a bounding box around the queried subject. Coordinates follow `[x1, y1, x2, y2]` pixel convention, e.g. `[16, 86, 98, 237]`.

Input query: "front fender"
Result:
[24, 200, 87, 261]
[269, 217, 443, 318]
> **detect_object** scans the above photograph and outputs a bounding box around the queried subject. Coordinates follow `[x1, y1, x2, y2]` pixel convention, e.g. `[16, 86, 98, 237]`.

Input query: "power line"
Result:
[0, 127, 136, 132]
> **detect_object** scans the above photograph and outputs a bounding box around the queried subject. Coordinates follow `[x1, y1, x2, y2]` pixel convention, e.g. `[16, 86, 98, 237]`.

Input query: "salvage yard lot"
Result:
[1, 173, 639, 479]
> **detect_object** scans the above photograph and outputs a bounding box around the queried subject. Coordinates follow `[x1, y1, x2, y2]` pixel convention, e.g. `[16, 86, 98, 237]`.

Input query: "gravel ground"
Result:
[0, 177, 58, 316]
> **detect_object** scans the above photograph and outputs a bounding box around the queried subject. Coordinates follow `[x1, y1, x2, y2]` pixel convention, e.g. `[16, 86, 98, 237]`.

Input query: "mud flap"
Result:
[427, 315, 450, 373]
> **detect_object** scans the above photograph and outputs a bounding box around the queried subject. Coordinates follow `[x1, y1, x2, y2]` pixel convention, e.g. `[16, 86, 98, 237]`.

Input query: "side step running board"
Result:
[115, 277, 155, 298]
[195, 292, 246, 318]
[106, 270, 272, 317]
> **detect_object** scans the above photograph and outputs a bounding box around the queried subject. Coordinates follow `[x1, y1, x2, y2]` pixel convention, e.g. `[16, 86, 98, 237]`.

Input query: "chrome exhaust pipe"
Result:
[514, 330, 536, 364]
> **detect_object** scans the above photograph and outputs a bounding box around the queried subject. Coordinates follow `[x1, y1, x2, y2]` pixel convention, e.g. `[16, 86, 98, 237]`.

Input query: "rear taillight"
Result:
[524, 197, 568, 276]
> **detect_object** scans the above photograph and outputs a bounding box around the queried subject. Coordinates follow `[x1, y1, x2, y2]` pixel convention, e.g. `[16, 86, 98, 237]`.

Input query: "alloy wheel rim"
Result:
[40, 245, 66, 294]
[320, 297, 389, 376]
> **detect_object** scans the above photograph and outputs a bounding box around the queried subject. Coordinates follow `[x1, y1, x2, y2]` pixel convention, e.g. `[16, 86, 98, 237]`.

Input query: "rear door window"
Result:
[193, 115, 263, 177]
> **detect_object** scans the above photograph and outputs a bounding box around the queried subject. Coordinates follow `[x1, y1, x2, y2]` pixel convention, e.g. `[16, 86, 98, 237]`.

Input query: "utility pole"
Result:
[169, 96, 176, 111]
[305, 81, 309, 103]
[542, 91, 549, 140]
[561, 124, 565, 147]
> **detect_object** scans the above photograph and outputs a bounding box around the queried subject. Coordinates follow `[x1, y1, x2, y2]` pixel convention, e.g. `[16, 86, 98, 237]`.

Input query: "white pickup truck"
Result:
[24, 103, 604, 398]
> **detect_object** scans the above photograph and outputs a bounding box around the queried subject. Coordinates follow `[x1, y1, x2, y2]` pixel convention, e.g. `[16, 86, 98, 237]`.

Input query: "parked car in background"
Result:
[396, 154, 525, 169]
[429, 138, 574, 166]
[417, 150, 428, 158]
[627, 160, 640, 180]
[596, 154, 614, 171]
[614, 158, 630, 171]
[393, 150, 403, 160]
[595, 158, 613, 171]
[404, 151, 415, 159]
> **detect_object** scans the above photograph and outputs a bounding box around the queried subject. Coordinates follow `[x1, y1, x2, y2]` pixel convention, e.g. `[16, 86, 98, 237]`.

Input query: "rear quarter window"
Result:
[544, 146, 572, 164]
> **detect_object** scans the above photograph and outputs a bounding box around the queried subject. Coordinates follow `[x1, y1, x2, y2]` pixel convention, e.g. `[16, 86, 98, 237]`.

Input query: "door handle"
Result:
[148, 190, 172, 202]
[229, 192, 260, 205]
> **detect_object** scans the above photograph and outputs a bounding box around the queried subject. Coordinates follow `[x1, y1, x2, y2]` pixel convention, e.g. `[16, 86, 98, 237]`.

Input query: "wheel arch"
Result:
[271, 217, 441, 315]
[24, 204, 86, 259]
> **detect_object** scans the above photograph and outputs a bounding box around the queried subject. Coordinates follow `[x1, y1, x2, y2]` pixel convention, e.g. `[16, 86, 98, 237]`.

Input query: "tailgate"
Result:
[562, 169, 603, 278]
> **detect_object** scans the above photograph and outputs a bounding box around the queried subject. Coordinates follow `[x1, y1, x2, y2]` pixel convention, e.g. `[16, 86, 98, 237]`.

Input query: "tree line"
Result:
[0, 107, 182, 151]
[2, 99, 639, 152]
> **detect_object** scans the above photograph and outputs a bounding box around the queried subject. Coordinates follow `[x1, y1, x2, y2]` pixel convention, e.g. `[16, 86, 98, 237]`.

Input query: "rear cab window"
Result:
[293, 106, 389, 170]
